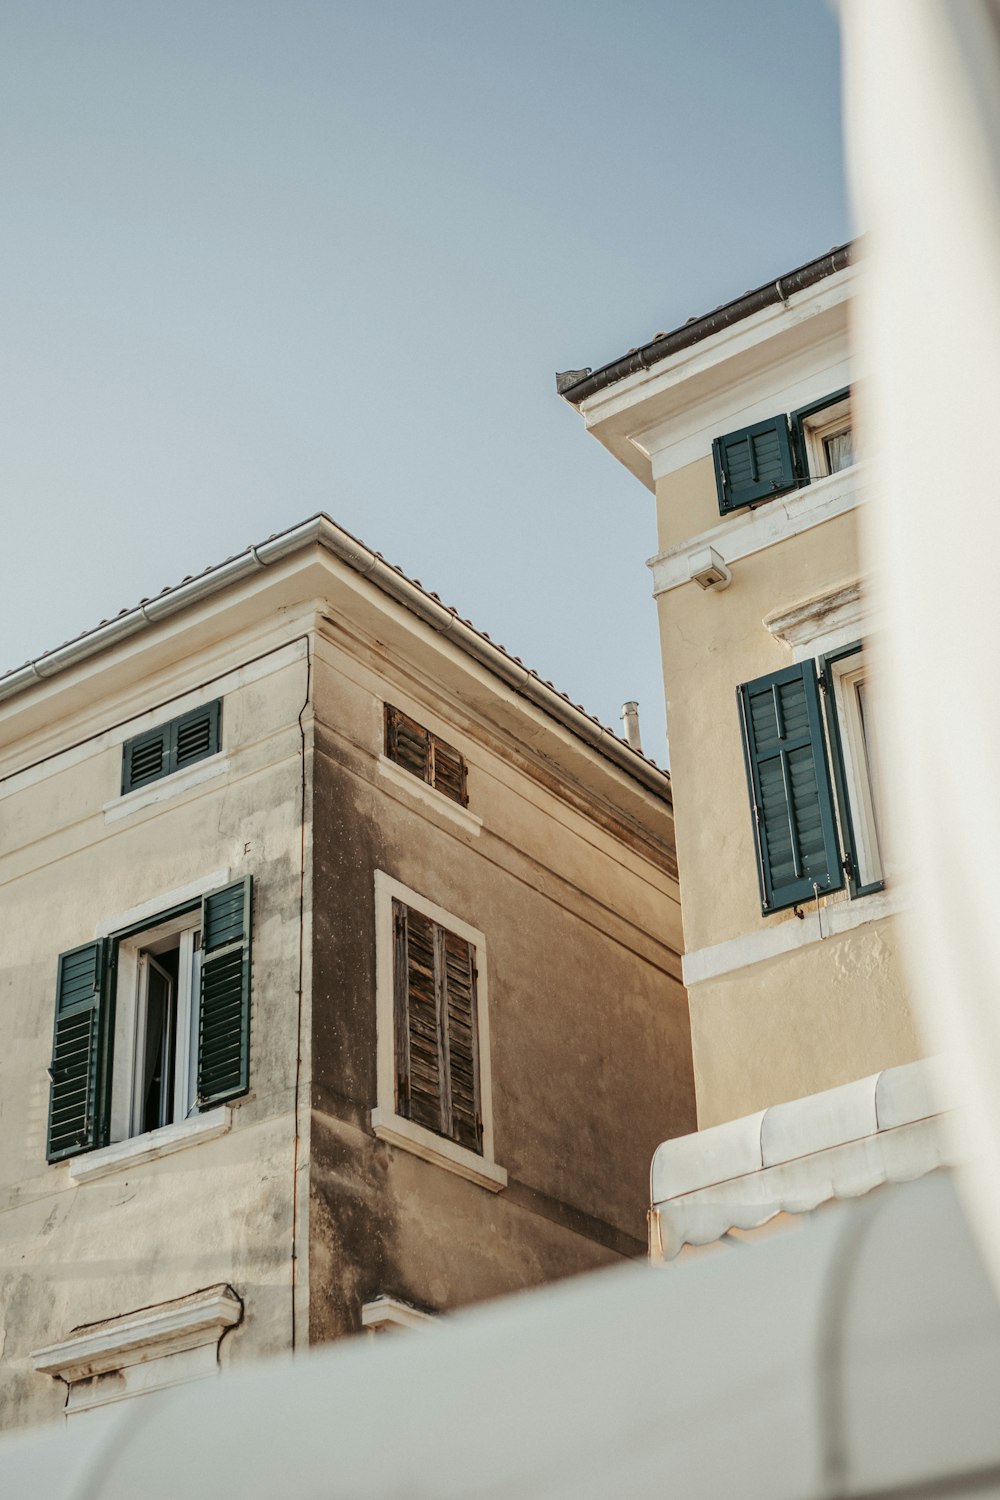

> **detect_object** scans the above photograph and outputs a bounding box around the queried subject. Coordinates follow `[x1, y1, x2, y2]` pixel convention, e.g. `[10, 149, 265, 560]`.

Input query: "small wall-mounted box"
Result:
[688, 546, 732, 591]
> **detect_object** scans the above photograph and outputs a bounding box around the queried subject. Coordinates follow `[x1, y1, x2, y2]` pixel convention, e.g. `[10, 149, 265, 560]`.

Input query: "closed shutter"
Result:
[385, 706, 430, 781]
[713, 416, 796, 513]
[393, 900, 482, 1153]
[46, 940, 109, 1161]
[197, 877, 252, 1107]
[738, 664, 843, 912]
[430, 738, 468, 806]
[173, 701, 221, 772]
[122, 725, 169, 792]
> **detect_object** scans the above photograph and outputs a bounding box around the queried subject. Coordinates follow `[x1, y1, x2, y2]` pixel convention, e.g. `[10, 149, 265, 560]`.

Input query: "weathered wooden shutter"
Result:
[393, 900, 482, 1153]
[173, 700, 221, 772]
[197, 877, 252, 1107]
[385, 706, 430, 780]
[122, 725, 169, 792]
[738, 664, 843, 912]
[442, 931, 481, 1151]
[430, 738, 468, 807]
[713, 416, 796, 513]
[46, 940, 109, 1161]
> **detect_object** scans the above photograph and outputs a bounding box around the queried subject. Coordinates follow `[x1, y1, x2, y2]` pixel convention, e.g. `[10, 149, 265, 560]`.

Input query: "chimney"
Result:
[620, 701, 642, 753]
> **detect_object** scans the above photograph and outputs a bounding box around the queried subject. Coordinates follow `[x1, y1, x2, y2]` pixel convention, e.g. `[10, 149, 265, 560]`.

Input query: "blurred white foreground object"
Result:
[1, 1174, 999, 1498]
[842, 0, 1000, 1286]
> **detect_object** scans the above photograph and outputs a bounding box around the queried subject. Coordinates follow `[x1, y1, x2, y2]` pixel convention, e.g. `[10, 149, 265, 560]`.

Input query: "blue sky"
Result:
[0, 1, 850, 764]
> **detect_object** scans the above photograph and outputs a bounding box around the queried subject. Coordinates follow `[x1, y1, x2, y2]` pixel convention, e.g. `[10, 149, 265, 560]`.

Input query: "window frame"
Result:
[371, 871, 505, 1192]
[819, 642, 885, 899]
[790, 388, 853, 484]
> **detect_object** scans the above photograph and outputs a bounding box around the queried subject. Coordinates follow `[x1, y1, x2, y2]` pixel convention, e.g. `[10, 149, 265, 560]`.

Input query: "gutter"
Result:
[0, 515, 671, 804]
[556, 242, 854, 407]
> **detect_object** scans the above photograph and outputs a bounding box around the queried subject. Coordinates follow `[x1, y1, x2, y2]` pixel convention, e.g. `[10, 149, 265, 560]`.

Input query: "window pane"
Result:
[824, 428, 854, 473]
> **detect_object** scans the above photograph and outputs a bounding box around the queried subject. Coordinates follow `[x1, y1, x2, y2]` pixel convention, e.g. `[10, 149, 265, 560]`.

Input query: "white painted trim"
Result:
[361, 1296, 436, 1333]
[763, 583, 866, 658]
[376, 755, 483, 835]
[648, 467, 865, 596]
[371, 1110, 507, 1191]
[68, 1107, 230, 1184]
[579, 266, 856, 433]
[373, 870, 505, 1191]
[681, 885, 903, 987]
[96, 870, 230, 937]
[103, 756, 232, 823]
[31, 1284, 242, 1382]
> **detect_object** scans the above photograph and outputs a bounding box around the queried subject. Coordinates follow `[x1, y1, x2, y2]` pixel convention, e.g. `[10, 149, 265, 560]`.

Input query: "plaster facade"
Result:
[0, 523, 693, 1431]
[564, 253, 921, 1129]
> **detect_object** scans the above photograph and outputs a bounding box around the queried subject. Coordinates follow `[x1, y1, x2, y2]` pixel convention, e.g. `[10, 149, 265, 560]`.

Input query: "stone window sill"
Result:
[67, 1108, 231, 1185]
[371, 1109, 507, 1192]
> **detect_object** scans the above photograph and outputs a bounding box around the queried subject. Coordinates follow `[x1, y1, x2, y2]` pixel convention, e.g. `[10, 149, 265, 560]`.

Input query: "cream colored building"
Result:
[559, 245, 921, 1133]
[0, 513, 694, 1430]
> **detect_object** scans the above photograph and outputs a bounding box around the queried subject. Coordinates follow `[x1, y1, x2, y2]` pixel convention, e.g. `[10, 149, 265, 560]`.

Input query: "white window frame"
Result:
[371, 871, 506, 1192]
[798, 393, 854, 479]
[109, 908, 203, 1145]
[826, 647, 884, 892]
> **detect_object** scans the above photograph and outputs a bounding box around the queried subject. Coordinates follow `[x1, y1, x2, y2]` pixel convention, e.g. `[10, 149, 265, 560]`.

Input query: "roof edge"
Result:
[0, 514, 672, 805]
[557, 242, 854, 408]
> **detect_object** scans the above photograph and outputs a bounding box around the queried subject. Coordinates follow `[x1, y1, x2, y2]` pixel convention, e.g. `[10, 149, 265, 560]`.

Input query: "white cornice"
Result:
[31, 1284, 242, 1382]
[648, 467, 865, 597]
[764, 582, 866, 658]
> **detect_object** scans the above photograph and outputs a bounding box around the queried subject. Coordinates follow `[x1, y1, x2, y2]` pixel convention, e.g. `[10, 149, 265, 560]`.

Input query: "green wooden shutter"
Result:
[173, 700, 221, 772]
[197, 877, 252, 1107]
[46, 940, 109, 1161]
[738, 664, 843, 913]
[713, 417, 796, 513]
[122, 725, 170, 792]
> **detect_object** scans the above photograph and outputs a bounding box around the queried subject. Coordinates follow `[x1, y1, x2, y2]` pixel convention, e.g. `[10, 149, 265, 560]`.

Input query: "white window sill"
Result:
[103, 757, 231, 824]
[376, 756, 482, 835]
[68, 1108, 231, 1184]
[370, 1109, 507, 1192]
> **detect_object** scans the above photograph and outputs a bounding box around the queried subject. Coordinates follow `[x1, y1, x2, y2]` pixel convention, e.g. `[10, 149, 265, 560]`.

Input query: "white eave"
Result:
[650, 1056, 961, 1260]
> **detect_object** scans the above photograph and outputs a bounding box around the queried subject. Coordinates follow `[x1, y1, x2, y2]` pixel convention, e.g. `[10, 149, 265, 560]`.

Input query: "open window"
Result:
[791, 389, 854, 481]
[822, 644, 883, 896]
[46, 879, 252, 1163]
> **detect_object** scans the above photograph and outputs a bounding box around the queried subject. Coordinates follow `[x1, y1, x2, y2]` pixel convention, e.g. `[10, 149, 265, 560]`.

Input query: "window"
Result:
[46, 879, 252, 1162]
[384, 705, 467, 807]
[713, 391, 854, 515]
[791, 389, 854, 481]
[738, 647, 883, 914]
[122, 699, 222, 795]
[371, 872, 505, 1191]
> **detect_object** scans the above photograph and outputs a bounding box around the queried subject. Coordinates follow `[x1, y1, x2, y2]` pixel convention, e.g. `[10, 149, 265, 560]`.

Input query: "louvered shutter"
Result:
[46, 940, 109, 1161]
[173, 700, 221, 772]
[738, 664, 843, 912]
[442, 931, 481, 1151]
[713, 416, 796, 513]
[430, 738, 468, 807]
[197, 877, 252, 1107]
[385, 706, 430, 781]
[393, 901, 483, 1153]
[122, 725, 169, 792]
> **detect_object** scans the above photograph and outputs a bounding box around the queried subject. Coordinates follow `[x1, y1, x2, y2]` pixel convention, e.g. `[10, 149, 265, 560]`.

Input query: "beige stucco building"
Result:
[0, 514, 694, 1430]
[559, 245, 921, 1134]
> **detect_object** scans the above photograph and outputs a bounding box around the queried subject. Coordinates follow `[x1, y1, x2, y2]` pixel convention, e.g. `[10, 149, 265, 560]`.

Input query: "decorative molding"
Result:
[764, 582, 866, 657]
[648, 467, 865, 597]
[32, 1284, 243, 1384]
[96, 872, 230, 937]
[370, 1109, 508, 1192]
[361, 1296, 436, 1334]
[68, 1107, 230, 1184]
[376, 755, 483, 835]
[681, 885, 903, 987]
